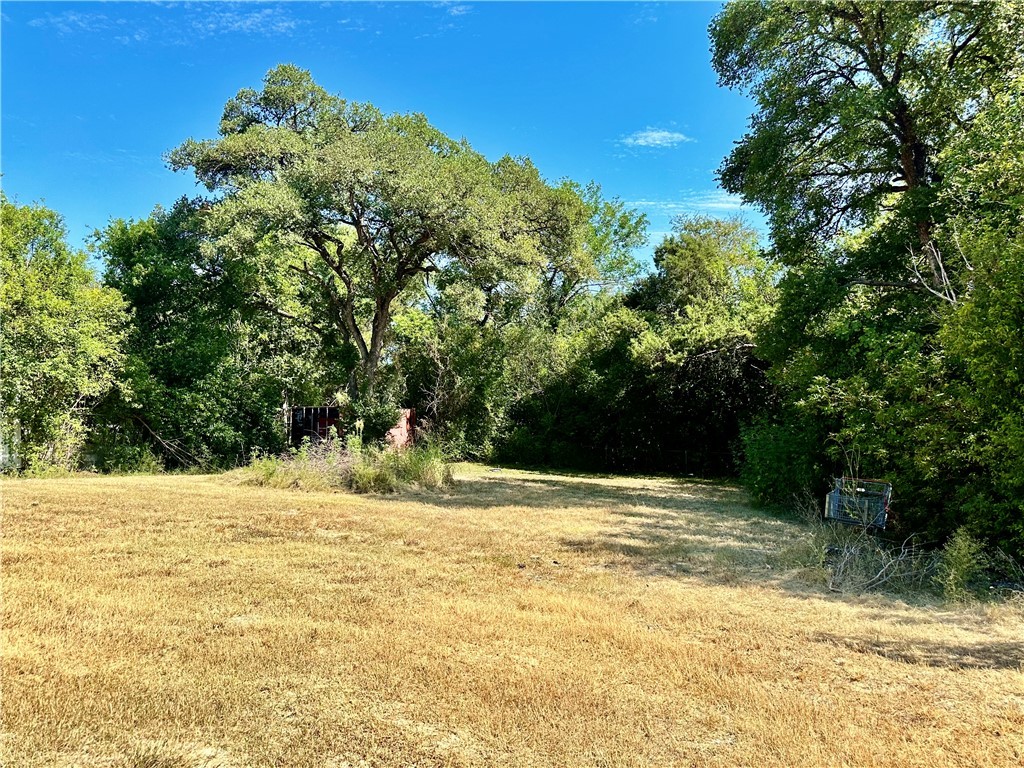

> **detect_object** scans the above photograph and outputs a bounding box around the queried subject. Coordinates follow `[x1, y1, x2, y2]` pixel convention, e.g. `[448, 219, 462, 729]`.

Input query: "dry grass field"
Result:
[2, 466, 1022, 767]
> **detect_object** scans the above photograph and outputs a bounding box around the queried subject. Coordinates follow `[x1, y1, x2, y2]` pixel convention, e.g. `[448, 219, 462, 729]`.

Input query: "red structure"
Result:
[386, 408, 416, 449]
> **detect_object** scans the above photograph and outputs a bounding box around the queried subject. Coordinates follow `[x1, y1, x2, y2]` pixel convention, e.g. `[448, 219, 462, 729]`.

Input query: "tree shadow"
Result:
[404, 471, 1021, 665]
[417, 472, 799, 583]
[430, 473, 749, 515]
[812, 632, 1024, 671]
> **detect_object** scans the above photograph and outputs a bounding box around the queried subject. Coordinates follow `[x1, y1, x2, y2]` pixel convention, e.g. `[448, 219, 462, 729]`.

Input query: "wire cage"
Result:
[824, 477, 892, 529]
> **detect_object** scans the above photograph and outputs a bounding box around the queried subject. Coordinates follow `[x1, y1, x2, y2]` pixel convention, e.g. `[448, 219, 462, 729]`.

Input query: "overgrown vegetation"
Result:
[712, 1, 1024, 558]
[493, 215, 778, 475]
[0, 194, 127, 472]
[239, 438, 452, 494]
[772, 496, 1024, 601]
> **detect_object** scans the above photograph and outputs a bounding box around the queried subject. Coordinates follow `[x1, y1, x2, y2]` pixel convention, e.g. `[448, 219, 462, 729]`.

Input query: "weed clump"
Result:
[773, 496, 1022, 603]
[238, 437, 452, 494]
[934, 528, 990, 602]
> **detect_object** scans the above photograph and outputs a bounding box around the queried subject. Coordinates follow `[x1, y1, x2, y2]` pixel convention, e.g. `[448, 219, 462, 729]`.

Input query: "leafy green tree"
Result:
[499, 215, 778, 474]
[536, 181, 647, 321]
[0, 195, 127, 469]
[391, 178, 645, 456]
[398, 305, 549, 459]
[712, 0, 1022, 298]
[170, 64, 593, 399]
[97, 200, 330, 468]
[633, 215, 778, 474]
[937, 75, 1024, 553]
[631, 214, 776, 342]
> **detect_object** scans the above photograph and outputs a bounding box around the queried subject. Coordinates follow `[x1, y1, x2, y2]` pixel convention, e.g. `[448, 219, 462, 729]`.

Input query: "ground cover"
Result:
[2, 466, 1022, 767]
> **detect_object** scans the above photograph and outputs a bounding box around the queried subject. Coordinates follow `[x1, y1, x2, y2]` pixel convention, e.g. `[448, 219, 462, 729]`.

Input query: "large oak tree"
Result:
[171, 65, 600, 397]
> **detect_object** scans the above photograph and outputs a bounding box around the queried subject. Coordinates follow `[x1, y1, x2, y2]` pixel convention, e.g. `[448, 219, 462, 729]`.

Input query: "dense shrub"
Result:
[934, 528, 990, 602]
[739, 414, 828, 506]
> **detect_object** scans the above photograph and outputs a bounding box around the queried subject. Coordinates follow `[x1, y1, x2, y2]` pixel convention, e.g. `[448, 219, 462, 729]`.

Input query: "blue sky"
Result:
[1, 1, 763, 265]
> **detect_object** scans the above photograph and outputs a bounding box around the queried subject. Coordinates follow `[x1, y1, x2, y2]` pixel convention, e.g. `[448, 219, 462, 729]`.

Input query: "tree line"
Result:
[3, 1, 1022, 557]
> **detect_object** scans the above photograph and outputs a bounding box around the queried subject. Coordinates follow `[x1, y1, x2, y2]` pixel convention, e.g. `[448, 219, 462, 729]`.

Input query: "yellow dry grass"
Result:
[2, 466, 1022, 767]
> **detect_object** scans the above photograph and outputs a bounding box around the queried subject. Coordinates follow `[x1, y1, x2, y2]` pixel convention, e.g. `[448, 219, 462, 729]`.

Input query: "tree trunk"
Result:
[362, 293, 396, 398]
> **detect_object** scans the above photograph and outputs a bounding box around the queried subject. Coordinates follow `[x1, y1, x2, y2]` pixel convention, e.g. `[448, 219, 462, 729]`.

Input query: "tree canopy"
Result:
[712, 0, 1023, 297]
[170, 64, 613, 397]
[714, 0, 1024, 555]
[1, 195, 127, 468]
[97, 199, 332, 468]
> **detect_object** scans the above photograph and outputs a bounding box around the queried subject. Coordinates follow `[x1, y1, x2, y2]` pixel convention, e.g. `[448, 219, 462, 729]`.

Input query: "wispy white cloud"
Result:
[431, 1, 473, 16]
[620, 127, 694, 148]
[116, 30, 150, 45]
[28, 11, 118, 35]
[627, 190, 748, 216]
[188, 7, 299, 38]
[27, 5, 302, 44]
[62, 148, 151, 167]
[632, 4, 659, 25]
[413, 2, 473, 39]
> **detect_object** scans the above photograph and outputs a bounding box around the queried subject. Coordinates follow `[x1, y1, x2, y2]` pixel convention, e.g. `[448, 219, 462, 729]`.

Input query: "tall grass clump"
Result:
[238, 436, 452, 494]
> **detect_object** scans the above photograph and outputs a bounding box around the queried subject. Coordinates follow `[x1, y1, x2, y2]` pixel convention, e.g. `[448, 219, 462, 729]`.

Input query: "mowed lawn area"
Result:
[2, 467, 1022, 767]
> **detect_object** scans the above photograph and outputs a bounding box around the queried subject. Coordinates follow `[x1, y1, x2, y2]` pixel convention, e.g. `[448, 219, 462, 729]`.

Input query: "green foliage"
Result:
[935, 528, 990, 602]
[711, 0, 1022, 259]
[348, 457, 399, 494]
[88, 424, 166, 474]
[713, 1, 1024, 557]
[935, 75, 1024, 555]
[393, 183, 645, 461]
[772, 503, 994, 600]
[0, 195, 127, 470]
[536, 180, 648, 320]
[740, 414, 826, 507]
[97, 200, 330, 468]
[21, 462, 76, 480]
[352, 395, 401, 445]
[169, 64, 608, 402]
[498, 303, 656, 470]
[86, 65, 649, 474]
[497, 215, 778, 475]
[631, 215, 773, 325]
[818, 525, 937, 596]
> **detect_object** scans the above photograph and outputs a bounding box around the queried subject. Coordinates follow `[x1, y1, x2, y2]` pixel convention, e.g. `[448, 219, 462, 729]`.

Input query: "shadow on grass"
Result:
[813, 632, 1024, 671]
[418, 473, 800, 583]
[432, 473, 748, 514]
[410, 473, 1023, 668]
